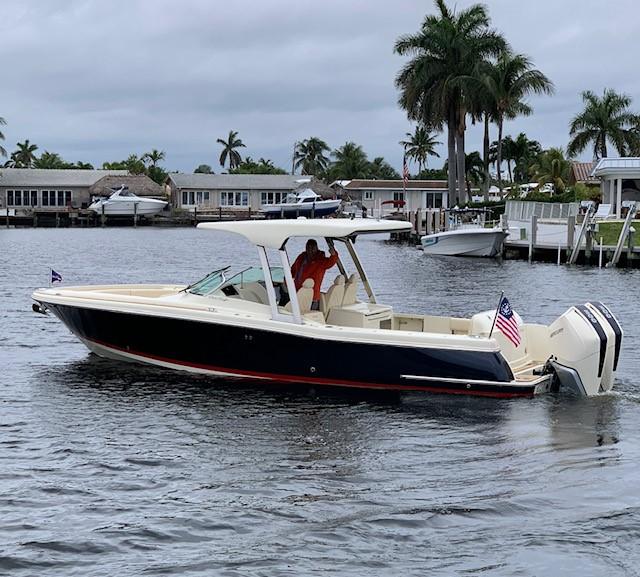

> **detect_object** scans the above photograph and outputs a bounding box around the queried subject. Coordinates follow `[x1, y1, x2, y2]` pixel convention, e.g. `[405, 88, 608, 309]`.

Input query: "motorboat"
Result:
[32, 219, 622, 398]
[261, 188, 341, 218]
[88, 186, 167, 217]
[421, 208, 508, 257]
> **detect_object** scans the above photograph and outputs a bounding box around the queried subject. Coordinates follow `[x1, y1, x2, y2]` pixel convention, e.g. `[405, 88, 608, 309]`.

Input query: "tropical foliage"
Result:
[481, 51, 553, 190]
[294, 137, 331, 175]
[368, 157, 400, 180]
[194, 164, 213, 174]
[568, 89, 640, 158]
[229, 157, 287, 175]
[395, 0, 507, 204]
[445, 151, 485, 196]
[7, 140, 39, 168]
[400, 125, 440, 173]
[529, 147, 571, 193]
[217, 130, 245, 170]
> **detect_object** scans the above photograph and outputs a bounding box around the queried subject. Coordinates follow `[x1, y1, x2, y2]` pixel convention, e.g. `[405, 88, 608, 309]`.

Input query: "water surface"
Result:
[2, 228, 640, 576]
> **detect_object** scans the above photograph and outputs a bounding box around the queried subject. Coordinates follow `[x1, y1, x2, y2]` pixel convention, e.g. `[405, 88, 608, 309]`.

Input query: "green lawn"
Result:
[595, 221, 640, 246]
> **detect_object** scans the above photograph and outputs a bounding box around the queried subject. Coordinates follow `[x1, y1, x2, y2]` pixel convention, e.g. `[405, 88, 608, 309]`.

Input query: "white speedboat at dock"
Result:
[261, 188, 341, 218]
[421, 208, 508, 257]
[88, 186, 167, 217]
[33, 219, 621, 398]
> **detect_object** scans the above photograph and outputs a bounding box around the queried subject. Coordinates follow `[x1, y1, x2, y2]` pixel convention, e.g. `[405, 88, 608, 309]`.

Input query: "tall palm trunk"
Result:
[456, 131, 465, 204]
[483, 113, 490, 200]
[497, 115, 504, 193]
[507, 160, 513, 185]
[447, 108, 457, 208]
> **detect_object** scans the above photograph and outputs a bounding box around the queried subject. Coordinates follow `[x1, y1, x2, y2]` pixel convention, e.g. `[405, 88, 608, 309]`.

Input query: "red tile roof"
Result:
[571, 162, 599, 184]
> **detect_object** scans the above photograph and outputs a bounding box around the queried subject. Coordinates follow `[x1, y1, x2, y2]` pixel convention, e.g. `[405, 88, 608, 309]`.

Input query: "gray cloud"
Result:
[1, 0, 639, 172]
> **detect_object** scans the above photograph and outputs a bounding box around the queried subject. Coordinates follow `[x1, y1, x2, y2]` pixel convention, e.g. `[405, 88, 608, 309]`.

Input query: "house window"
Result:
[7, 190, 14, 206]
[260, 192, 286, 205]
[15, 190, 22, 206]
[195, 190, 210, 205]
[221, 191, 248, 207]
[30, 190, 38, 206]
[393, 191, 404, 202]
[363, 190, 374, 201]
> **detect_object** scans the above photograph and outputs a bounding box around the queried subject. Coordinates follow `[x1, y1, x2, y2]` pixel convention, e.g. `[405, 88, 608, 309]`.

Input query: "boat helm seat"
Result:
[284, 278, 315, 314]
[342, 274, 359, 306]
[320, 274, 345, 315]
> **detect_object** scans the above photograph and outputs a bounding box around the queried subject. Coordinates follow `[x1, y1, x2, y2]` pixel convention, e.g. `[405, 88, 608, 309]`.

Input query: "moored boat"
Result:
[32, 219, 622, 398]
[261, 188, 341, 218]
[421, 227, 508, 257]
[88, 186, 167, 216]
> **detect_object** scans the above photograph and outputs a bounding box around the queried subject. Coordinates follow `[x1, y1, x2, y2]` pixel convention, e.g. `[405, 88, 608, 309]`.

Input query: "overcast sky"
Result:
[1, 0, 639, 173]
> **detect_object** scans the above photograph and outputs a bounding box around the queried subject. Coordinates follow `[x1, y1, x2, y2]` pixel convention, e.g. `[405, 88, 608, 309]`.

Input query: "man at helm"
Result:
[289, 239, 338, 310]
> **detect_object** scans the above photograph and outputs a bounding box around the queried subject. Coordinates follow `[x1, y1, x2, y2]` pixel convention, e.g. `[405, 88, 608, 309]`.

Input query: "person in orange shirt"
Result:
[289, 239, 338, 310]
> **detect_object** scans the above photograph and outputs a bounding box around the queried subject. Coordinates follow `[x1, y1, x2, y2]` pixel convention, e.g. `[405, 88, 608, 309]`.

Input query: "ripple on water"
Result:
[2, 228, 640, 576]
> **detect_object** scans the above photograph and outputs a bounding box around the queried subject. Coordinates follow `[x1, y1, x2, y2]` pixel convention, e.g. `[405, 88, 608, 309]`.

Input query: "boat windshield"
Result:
[222, 266, 285, 288]
[187, 267, 230, 295]
[187, 266, 285, 296]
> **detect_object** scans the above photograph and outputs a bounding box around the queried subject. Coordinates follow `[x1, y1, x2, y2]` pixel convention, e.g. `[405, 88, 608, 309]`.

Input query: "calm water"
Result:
[2, 227, 640, 576]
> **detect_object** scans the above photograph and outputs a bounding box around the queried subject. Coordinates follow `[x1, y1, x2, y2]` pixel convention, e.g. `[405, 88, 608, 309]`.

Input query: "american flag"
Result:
[496, 297, 521, 347]
[402, 154, 410, 189]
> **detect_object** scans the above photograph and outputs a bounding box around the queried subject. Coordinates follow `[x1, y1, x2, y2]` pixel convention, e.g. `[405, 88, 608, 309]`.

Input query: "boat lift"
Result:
[606, 202, 637, 268]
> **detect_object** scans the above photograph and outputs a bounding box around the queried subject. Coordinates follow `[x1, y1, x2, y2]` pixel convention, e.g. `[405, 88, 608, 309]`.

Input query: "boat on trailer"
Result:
[32, 219, 622, 398]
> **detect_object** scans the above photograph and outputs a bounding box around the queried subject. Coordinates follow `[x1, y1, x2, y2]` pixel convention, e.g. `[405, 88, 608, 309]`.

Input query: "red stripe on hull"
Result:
[87, 337, 534, 399]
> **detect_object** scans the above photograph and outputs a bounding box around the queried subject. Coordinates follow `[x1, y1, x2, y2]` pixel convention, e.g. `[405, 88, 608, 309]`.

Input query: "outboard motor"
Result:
[548, 302, 622, 396]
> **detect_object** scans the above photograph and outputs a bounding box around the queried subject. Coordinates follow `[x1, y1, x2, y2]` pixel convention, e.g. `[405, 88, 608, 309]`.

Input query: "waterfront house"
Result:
[0, 168, 131, 214]
[166, 174, 325, 212]
[569, 161, 599, 187]
[333, 179, 449, 212]
[592, 158, 640, 218]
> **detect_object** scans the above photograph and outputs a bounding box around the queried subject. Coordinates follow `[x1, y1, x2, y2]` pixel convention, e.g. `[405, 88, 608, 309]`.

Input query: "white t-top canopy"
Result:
[198, 219, 412, 249]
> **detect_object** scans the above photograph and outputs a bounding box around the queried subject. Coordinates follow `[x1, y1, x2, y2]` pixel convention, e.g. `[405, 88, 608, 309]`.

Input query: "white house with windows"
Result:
[0, 169, 164, 215]
[334, 179, 449, 212]
[166, 174, 319, 212]
[593, 157, 640, 218]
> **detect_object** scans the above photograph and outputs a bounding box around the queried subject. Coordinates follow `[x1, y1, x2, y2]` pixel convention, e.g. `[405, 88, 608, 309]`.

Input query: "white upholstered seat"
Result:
[285, 278, 314, 314]
[320, 274, 345, 314]
[342, 273, 359, 305]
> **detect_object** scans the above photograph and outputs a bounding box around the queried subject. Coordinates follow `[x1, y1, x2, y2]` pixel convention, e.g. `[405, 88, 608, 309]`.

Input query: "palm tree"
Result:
[294, 137, 331, 175]
[0, 117, 6, 158]
[13, 139, 39, 168]
[510, 133, 542, 183]
[394, 0, 506, 205]
[216, 130, 246, 170]
[143, 149, 165, 168]
[482, 51, 554, 192]
[33, 151, 68, 169]
[463, 151, 485, 196]
[330, 142, 370, 179]
[530, 147, 571, 194]
[445, 151, 485, 198]
[568, 89, 640, 158]
[400, 125, 441, 173]
[368, 157, 400, 180]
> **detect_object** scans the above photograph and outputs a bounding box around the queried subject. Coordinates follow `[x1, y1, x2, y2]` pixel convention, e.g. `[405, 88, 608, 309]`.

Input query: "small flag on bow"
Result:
[51, 269, 63, 284]
[495, 296, 521, 347]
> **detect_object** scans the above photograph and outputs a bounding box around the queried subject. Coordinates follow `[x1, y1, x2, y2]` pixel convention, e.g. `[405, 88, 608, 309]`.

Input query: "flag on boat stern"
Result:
[51, 269, 63, 284]
[496, 296, 521, 347]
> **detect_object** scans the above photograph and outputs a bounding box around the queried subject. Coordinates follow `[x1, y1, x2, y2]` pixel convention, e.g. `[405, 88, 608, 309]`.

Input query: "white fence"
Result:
[505, 200, 579, 222]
